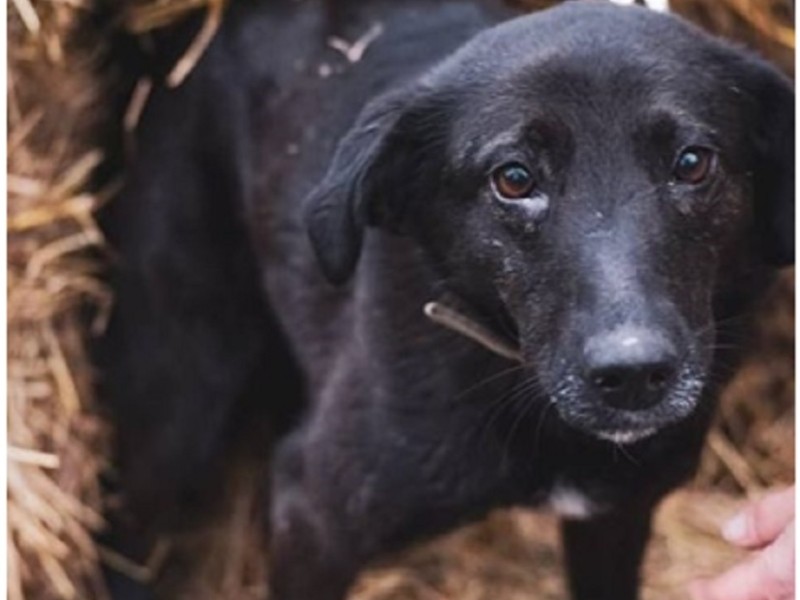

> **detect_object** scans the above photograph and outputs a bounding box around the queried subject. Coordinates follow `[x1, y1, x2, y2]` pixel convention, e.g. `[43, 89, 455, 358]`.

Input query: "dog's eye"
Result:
[491, 163, 535, 200]
[672, 147, 714, 185]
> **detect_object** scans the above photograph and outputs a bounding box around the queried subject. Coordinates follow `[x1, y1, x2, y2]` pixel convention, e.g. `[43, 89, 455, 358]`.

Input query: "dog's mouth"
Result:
[546, 363, 707, 445]
[595, 428, 658, 445]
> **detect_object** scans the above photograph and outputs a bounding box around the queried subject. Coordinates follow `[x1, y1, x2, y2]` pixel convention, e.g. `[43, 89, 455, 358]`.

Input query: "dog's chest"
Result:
[544, 479, 604, 520]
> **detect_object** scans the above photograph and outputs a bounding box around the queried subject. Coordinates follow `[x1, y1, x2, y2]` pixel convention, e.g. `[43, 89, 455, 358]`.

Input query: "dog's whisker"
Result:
[501, 393, 541, 470]
[474, 375, 544, 447]
[449, 363, 529, 404]
[612, 439, 641, 466]
[532, 398, 556, 458]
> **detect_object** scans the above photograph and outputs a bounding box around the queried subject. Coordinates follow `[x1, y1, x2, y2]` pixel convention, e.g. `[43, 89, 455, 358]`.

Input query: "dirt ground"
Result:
[351, 492, 752, 600]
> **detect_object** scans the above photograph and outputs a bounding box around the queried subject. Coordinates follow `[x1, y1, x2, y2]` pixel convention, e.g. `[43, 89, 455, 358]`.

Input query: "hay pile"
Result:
[6, 1, 794, 599]
[8, 0, 112, 597]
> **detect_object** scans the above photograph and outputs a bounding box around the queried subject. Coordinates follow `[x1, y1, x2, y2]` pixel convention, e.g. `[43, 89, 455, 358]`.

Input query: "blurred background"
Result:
[7, 0, 794, 598]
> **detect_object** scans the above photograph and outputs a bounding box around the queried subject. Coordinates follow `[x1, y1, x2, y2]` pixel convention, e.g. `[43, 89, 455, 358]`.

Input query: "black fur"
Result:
[98, 1, 794, 599]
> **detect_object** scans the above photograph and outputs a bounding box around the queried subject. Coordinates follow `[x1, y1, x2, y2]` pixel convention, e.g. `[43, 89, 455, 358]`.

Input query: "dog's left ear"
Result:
[304, 87, 446, 284]
[740, 56, 795, 266]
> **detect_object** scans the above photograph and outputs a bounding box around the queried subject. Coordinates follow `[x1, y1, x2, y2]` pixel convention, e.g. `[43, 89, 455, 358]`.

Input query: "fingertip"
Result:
[724, 487, 797, 549]
[722, 513, 749, 544]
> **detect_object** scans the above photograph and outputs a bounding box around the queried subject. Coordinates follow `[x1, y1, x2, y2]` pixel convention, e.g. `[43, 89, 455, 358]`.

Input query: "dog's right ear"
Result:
[304, 87, 445, 284]
[737, 54, 795, 266]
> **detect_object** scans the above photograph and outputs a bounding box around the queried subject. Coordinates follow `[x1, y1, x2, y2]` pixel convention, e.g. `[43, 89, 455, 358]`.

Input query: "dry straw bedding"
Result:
[6, 0, 795, 599]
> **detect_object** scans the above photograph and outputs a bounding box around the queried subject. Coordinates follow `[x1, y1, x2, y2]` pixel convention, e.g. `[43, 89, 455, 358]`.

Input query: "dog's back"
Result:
[97, 0, 508, 567]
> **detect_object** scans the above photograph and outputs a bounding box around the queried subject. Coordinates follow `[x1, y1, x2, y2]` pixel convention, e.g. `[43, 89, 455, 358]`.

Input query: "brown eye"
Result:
[672, 147, 714, 184]
[492, 163, 535, 200]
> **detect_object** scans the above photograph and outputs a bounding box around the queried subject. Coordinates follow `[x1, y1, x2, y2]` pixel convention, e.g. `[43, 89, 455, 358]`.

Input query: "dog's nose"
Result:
[583, 327, 678, 411]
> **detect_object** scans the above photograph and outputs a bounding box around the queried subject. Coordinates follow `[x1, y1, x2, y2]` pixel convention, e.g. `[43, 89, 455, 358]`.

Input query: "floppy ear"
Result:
[743, 57, 794, 266]
[304, 87, 447, 284]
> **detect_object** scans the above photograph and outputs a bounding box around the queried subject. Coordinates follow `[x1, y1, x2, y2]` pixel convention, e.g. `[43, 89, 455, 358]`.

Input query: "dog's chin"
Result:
[594, 427, 658, 445]
[550, 377, 706, 445]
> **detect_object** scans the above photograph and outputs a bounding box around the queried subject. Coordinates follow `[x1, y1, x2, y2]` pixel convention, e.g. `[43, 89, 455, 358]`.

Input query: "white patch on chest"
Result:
[608, 0, 670, 13]
[547, 484, 597, 520]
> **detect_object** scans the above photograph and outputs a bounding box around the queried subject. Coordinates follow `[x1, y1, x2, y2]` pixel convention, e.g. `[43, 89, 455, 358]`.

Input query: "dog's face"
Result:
[306, 3, 794, 443]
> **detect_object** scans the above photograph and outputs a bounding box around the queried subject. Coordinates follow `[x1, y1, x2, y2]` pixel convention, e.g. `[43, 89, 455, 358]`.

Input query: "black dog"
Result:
[98, 1, 794, 598]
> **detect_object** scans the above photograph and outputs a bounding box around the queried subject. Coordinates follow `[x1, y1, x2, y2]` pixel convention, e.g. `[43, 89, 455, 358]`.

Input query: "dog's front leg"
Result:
[267, 433, 360, 600]
[266, 388, 502, 600]
[560, 501, 655, 600]
[268, 499, 357, 600]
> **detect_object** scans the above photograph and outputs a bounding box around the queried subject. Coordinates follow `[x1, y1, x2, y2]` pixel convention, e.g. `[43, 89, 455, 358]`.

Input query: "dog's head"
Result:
[305, 2, 794, 443]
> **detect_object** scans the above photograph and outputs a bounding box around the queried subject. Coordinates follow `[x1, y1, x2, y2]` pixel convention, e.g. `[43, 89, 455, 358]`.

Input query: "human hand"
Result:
[688, 486, 795, 600]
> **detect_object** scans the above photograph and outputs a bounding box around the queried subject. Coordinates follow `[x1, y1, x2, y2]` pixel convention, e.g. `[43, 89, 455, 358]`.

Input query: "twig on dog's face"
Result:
[424, 301, 523, 363]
